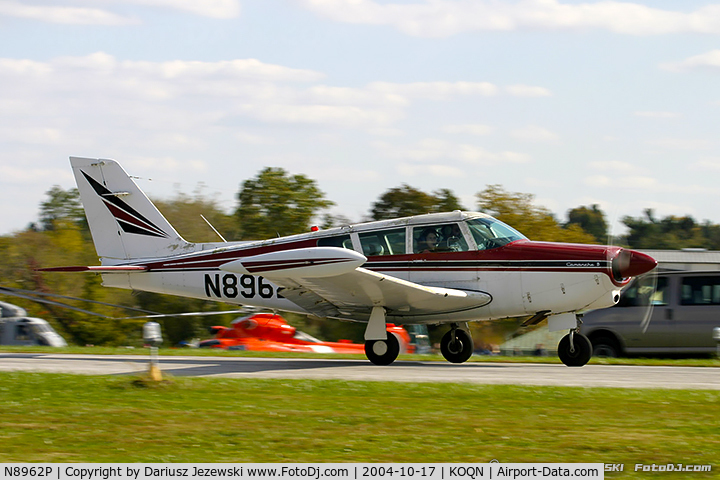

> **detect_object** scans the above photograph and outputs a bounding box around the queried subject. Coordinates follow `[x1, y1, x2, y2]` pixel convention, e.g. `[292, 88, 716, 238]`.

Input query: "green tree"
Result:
[700, 222, 720, 250]
[154, 186, 239, 243]
[38, 186, 86, 231]
[370, 185, 465, 220]
[236, 168, 334, 239]
[566, 204, 608, 243]
[476, 185, 596, 243]
[622, 209, 708, 249]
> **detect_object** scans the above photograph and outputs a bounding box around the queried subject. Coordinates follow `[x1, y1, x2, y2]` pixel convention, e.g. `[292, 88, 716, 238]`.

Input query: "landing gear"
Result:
[558, 330, 592, 367]
[440, 324, 474, 363]
[365, 333, 400, 366]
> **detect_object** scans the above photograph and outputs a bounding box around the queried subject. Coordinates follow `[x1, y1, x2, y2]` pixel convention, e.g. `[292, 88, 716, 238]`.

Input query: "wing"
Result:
[220, 247, 491, 321]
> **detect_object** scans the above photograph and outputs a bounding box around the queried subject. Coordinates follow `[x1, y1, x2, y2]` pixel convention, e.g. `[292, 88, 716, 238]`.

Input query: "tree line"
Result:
[2, 166, 720, 347]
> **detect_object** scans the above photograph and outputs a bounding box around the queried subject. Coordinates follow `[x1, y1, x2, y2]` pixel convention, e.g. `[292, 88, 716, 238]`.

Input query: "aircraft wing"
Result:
[219, 247, 491, 320]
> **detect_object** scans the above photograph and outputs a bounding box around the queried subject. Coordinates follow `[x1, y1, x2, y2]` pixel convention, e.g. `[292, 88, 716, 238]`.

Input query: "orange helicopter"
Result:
[198, 312, 413, 354]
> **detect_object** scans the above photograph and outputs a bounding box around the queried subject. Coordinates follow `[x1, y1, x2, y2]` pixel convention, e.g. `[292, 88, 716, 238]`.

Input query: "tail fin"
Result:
[71, 157, 191, 261]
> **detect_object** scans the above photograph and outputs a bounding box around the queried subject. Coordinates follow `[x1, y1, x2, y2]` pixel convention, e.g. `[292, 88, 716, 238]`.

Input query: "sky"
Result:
[2, 0, 720, 239]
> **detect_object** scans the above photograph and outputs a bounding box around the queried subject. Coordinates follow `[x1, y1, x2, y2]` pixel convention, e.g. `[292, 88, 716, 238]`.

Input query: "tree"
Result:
[566, 204, 608, 243]
[154, 186, 239, 243]
[476, 185, 596, 243]
[38, 186, 86, 231]
[622, 209, 708, 249]
[370, 185, 465, 220]
[236, 168, 334, 239]
[434, 188, 465, 213]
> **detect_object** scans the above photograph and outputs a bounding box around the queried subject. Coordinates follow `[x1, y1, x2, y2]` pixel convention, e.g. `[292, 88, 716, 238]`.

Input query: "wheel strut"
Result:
[567, 314, 584, 354]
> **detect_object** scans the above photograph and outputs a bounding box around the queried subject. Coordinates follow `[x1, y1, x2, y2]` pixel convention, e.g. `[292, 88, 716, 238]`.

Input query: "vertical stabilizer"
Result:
[71, 157, 191, 260]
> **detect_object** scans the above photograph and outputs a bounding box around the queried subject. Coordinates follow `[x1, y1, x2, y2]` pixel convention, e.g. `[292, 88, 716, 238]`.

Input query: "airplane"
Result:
[39, 157, 657, 367]
[198, 312, 412, 354]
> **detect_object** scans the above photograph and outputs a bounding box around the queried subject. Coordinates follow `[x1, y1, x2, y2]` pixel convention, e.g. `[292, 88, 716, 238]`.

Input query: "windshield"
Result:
[30, 323, 52, 334]
[466, 218, 527, 250]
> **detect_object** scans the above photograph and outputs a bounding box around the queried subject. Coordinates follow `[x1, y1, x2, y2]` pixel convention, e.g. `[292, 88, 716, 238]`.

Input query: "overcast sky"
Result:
[2, 0, 720, 239]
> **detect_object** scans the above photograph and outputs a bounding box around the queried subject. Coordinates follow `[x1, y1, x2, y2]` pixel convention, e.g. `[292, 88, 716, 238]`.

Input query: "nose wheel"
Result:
[558, 330, 592, 367]
[365, 333, 400, 365]
[440, 325, 474, 363]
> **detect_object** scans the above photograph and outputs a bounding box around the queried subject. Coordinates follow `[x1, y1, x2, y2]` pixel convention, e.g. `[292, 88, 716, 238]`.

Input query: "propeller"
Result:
[638, 272, 659, 334]
[605, 215, 659, 336]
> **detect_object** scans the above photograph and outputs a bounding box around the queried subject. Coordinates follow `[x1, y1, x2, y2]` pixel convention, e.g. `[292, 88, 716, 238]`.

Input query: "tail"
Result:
[71, 157, 191, 261]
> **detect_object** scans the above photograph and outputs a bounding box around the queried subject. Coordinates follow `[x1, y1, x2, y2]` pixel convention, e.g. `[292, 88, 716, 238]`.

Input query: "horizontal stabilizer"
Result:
[36, 265, 148, 273]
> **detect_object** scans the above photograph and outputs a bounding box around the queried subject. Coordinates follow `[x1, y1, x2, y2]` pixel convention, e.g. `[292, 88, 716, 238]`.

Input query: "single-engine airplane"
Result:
[198, 312, 412, 354]
[40, 157, 657, 367]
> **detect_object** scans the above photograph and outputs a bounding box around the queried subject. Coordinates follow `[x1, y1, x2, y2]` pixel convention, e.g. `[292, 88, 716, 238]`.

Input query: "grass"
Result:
[1, 345, 719, 367]
[0, 372, 717, 477]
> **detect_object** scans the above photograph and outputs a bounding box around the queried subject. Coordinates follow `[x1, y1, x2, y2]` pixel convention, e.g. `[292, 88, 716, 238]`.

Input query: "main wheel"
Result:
[558, 333, 592, 367]
[440, 328, 474, 363]
[365, 333, 400, 366]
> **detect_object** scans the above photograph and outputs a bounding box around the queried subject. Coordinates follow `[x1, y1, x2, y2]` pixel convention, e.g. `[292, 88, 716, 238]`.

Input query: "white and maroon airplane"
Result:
[41, 157, 657, 367]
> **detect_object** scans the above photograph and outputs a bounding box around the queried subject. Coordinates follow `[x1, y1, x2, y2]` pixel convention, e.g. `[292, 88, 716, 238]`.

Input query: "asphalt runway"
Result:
[0, 353, 718, 389]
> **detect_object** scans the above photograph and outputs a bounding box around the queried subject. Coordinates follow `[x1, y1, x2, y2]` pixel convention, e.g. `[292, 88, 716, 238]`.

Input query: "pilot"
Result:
[440, 224, 463, 251]
[417, 228, 440, 253]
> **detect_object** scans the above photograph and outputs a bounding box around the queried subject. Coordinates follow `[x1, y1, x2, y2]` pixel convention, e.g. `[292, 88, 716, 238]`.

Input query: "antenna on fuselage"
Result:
[201, 215, 228, 243]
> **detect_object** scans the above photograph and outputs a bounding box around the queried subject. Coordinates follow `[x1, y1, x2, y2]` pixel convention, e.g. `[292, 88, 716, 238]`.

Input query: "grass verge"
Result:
[0, 371, 717, 478]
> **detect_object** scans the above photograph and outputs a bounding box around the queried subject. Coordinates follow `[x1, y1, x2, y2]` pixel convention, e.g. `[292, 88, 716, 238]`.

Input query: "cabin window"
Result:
[359, 228, 406, 256]
[413, 223, 469, 253]
[317, 235, 353, 249]
[466, 218, 526, 250]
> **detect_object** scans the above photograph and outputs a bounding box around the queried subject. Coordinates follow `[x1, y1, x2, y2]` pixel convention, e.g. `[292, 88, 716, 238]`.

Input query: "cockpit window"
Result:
[466, 218, 526, 250]
[31, 323, 52, 334]
[414, 223, 469, 253]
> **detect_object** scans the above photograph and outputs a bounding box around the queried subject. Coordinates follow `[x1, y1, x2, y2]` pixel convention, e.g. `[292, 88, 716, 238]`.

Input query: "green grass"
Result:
[0, 372, 717, 477]
[1, 345, 719, 367]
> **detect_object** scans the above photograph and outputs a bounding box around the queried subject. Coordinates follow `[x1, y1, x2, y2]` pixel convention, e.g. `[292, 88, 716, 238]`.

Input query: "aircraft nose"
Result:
[611, 249, 657, 281]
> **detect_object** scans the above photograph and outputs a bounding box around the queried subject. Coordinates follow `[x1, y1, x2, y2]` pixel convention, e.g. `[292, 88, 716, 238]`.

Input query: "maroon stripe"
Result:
[104, 201, 165, 237]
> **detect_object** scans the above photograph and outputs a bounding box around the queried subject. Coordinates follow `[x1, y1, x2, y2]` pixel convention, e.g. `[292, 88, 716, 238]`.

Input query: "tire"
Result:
[364, 333, 400, 366]
[558, 333, 592, 367]
[591, 336, 621, 358]
[440, 328, 474, 363]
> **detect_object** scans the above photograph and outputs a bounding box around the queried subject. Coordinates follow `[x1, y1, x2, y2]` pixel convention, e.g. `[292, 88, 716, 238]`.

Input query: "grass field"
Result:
[0, 371, 717, 477]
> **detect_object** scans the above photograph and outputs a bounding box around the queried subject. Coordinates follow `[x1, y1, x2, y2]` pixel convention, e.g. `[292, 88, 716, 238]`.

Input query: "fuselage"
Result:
[99, 211, 656, 326]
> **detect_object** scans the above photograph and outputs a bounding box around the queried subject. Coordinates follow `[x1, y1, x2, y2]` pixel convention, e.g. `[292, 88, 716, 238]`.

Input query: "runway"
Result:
[0, 353, 718, 389]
